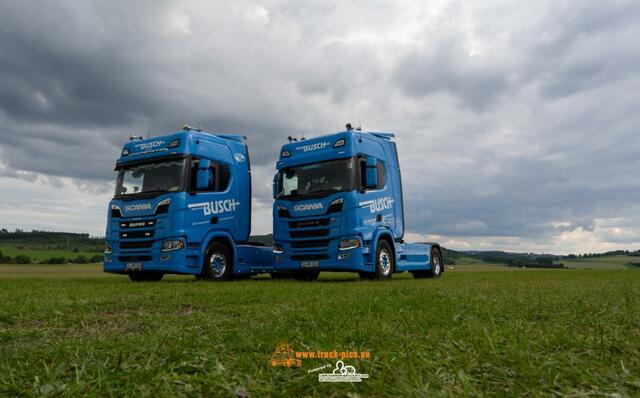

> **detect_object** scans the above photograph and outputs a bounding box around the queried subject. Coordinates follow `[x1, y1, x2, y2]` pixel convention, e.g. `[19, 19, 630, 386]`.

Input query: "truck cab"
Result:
[103, 127, 274, 281]
[272, 126, 443, 280]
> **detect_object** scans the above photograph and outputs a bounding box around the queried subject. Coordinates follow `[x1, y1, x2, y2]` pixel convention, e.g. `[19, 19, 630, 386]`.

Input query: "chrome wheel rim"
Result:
[433, 254, 441, 274]
[379, 249, 391, 275]
[210, 252, 227, 278]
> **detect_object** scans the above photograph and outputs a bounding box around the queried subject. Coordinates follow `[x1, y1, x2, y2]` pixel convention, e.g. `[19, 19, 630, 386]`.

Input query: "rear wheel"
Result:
[200, 241, 233, 281]
[128, 272, 164, 282]
[412, 248, 442, 279]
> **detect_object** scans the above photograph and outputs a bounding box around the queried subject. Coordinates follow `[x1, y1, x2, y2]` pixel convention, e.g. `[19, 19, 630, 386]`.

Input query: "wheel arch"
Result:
[200, 231, 237, 273]
[371, 228, 396, 272]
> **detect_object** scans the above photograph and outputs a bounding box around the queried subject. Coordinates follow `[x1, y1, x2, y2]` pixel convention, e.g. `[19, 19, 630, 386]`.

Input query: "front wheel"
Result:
[199, 241, 233, 281]
[373, 240, 394, 280]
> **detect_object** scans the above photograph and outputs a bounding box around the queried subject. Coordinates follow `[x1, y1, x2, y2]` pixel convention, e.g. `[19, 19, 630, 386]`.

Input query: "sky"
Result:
[0, 0, 639, 254]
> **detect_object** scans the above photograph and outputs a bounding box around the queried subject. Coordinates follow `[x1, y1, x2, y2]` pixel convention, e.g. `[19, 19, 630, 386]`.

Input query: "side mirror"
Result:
[272, 174, 278, 199]
[196, 159, 211, 190]
[365, 157, 378, 189]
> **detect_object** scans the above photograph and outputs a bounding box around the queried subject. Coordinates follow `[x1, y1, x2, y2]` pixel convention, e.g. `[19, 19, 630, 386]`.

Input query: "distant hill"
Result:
[0, 229, 104, 252]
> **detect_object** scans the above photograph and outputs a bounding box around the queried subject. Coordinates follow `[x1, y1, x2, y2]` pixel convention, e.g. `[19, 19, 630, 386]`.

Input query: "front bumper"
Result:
[273, 240, 373, 273]
[103, 244, 201, 275]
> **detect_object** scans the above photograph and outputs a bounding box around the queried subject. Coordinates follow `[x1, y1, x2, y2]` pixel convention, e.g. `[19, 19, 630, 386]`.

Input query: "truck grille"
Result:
[120, 220, 156, 229]
[291, 254, 329, 261]
[120, 230, 154, 239]
[289, 218, 330, 228]
[290, 239, 329, 249]
[118, 255, 152, 262]
[120, 241, 154, 250]
[289, 229, 329, 239]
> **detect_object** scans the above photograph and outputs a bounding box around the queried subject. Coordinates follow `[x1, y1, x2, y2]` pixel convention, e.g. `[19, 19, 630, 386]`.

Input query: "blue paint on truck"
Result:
[272, 127, 443, 280]
[103, 127, 273, 281]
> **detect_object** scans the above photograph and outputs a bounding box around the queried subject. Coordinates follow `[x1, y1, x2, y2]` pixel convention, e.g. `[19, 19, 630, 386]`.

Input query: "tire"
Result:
[373, 240, 394, 280]
[291, 270, 320, 281]
[128, 272, 164, 282]
[412, 248, 442, 279]
[200, 241, 233, 281]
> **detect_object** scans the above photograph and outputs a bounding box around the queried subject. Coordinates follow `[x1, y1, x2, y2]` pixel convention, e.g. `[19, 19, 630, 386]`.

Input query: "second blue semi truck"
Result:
[272, 124, 442, 280]
[104, 124, 442, 281]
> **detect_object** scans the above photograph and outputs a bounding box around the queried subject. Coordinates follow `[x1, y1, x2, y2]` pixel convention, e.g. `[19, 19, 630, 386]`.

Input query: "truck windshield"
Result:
[114, 159, 186, 197]
[277, 158, 356, 199]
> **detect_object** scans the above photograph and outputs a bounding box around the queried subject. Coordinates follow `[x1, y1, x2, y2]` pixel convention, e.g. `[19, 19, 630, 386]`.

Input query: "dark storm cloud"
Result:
[0, 0, 639, 251]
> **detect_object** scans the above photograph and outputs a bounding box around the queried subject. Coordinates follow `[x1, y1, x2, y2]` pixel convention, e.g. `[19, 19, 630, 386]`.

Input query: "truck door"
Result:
[186, 158, 239, 241]
[357, 155, 396, 235]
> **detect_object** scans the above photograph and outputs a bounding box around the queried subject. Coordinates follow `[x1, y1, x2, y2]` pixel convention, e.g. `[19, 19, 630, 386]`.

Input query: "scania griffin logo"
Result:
[296, 142, 330, 152]
[188, 199, 241, 216]
[293, 203, 324, 212]
[124, 203, 152, 212]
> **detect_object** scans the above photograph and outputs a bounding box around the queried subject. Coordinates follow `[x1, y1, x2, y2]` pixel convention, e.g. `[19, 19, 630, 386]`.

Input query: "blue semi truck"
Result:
[104, 124, 442, 281]
[272, 124, 442, 280]
[103, 126, 274, 281]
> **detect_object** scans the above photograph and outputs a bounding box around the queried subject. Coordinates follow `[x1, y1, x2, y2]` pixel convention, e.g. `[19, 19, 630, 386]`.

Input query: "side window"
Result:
[358, 157, 367, 190]
[376, 160, 386, 189]
[190, 159, 231, 192]
[218, 164, 231, 192]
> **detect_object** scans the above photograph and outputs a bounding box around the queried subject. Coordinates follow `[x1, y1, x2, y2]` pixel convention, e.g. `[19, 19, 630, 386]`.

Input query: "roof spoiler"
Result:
[368, 132, 395, 140]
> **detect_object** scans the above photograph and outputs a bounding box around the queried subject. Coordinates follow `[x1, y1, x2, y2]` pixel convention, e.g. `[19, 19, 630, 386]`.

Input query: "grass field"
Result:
[1, 264, 639, 396]
[560, 255, 639, 270]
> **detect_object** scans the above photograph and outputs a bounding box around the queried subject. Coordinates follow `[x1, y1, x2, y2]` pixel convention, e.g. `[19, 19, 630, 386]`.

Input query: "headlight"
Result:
[273, 244, 284, 254]
[104, 244, 112, 254]
[339, 238, 361, 251]
[277, 205, 289, 218]
[328, 198, 344, 213]
[154, 198, 171, 215]
[111, 204, 122, 218]
[161, 239, 184, 252]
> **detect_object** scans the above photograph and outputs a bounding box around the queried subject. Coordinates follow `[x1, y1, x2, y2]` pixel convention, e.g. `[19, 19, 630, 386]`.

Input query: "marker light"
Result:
[121, 148, 130, 156]
[281, 150, 291, 157]
[104, 244, 112, 254]
[273, 244, 284, 254]
[334, 139, 345, 148]
[168, 139, 180, 148]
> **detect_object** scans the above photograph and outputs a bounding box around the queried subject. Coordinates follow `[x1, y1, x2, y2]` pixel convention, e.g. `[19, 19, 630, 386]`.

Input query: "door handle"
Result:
[376, 214, 383, 222]
[210, 217, 218, 224]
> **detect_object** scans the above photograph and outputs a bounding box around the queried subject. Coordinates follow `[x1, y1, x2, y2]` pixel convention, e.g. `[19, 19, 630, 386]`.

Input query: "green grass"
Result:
[1, 265, 639, 396]
[560, 255, 638, 270]
[0, 245, 100, 261]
